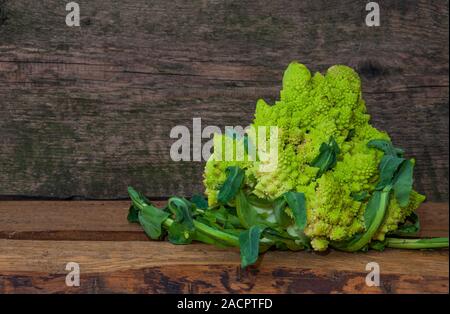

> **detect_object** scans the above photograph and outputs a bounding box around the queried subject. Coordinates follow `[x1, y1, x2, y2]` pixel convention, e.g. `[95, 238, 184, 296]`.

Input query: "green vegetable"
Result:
[127, 205, 140, 223]
[239, 225, 266, 268]
[385, 237, 449, 249]
[167, 197, 196, 244]
[283, 192, 307, 231]
[375, 155, 404, 190]
[139, 205, 170, 239]
[332, 188, 391, 252]
[190, 194, 208, 210]
[389, 212, 420, 237]
[127, 62, 448, 267]
[311, 137, 340, 177]
[393, 159, 414, 207]
[217, 166, 245, 204]
[351, 191, 368, 202]
[235, 190, 259, 228]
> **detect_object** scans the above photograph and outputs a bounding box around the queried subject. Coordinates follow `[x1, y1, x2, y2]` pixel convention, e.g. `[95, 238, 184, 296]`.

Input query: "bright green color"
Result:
[203, 62, 429, 251]
[128, 62, 448, 268]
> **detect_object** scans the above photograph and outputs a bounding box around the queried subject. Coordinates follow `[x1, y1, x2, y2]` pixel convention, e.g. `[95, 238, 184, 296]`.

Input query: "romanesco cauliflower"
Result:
[128, 62, 446, 269]
[204, 62, 425, 251]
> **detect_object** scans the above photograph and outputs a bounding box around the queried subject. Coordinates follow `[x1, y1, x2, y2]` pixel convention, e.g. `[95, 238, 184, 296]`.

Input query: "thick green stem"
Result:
[385, 237, 449, 249]
[193, 220, 240, 247]
[130, 187, 240, 247]
[165, 214, 276, 249]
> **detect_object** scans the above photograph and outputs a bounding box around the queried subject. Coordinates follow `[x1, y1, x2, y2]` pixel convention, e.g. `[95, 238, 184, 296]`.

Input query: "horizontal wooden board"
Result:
[0, 239, 448, 293]
[0, 0, 448, 200]
[0, 200, 447, 293]
[0, 201, 448, 241]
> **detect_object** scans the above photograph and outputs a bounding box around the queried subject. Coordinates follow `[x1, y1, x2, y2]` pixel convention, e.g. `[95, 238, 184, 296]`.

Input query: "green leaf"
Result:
[393, 159, 414, 207]
[375, 155, 405, 190]
[127, 205, 140, 223]
[311, 137, 340, 177]
[284, 192, 307, 231]
[351, 191, 369, 202]
[239, 225, 266, 268]
[208, 206, 242, 229]
[364, 190, 382, 228]
[128, 186, 152, 209]
[246, 194, 273, 209]
[367, 139, 404, 157]
[368, 140, 408, 192]
[167, 197, 196, 244]
[190, 194, 208, 209]
[236, 190, 259, 228]
[273, 198, 291, 228]
[138, 205, 170, 239]
[264, 228, 307, 251]
[389, 212, 420, 236]
[168, 197, 194, 223]
[217, 166, 245, 204]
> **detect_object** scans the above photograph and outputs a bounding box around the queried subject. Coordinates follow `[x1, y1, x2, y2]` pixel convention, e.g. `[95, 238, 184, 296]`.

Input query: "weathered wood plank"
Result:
[0, 0, 448, 199]
[0, 201, 447, 241]
[0, 239, 447, 293]
[0, 200, 447, 293]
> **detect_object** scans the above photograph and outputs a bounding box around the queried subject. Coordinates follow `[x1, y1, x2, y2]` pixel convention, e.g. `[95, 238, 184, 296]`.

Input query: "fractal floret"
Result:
[203, 62, 426, 252]
[128, 62, 448, 268]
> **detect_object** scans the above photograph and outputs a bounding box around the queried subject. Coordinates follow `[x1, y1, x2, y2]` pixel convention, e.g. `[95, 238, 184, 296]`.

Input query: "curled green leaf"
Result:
[236, 190, 259, 228]
[284, 192, 307, 231]
[138, 204, 170, 239]
[311, 137, 340, 177]
[217, 166, 245, 204]
[167, 197, 196, 244]
[273, 197, 291, 228]
[375, 155, 405, 190]
[190, 194, 208, 209]
[239, 225, 266, 268]
[393, 159, 414, 207]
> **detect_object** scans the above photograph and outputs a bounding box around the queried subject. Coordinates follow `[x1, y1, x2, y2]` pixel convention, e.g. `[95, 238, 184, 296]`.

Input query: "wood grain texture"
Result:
[0, 200, 447, 293]
[0, 0, 448, 200]
[0, 201, 448, 241]
[0, 239, 448, 293]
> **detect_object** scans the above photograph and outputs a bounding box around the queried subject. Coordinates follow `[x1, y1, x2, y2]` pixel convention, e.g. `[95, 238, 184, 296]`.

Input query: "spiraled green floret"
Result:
[203, 62, 426, 250]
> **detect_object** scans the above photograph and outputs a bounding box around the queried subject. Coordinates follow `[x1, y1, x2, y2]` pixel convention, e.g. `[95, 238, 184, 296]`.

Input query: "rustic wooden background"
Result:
[0, 0, 448, 200]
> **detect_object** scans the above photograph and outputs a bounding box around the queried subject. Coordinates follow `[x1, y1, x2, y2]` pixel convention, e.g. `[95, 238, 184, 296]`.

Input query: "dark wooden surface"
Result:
[0, 201, 448, 293]
[0, 0, 449, 200]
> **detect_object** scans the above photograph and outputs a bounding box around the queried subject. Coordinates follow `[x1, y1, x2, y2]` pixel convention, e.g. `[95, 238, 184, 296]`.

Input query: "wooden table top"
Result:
[0, 201, 448, 293]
